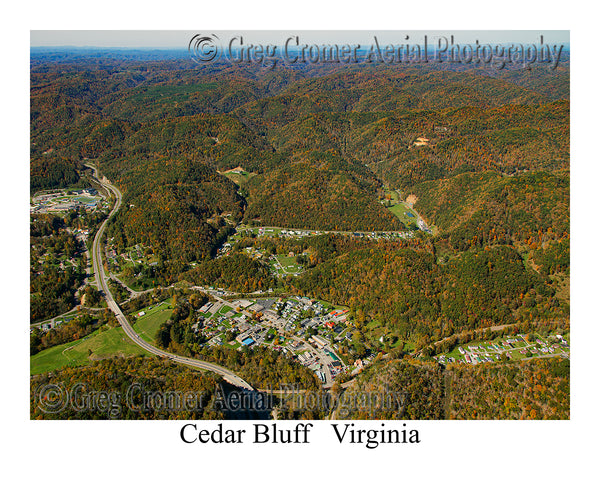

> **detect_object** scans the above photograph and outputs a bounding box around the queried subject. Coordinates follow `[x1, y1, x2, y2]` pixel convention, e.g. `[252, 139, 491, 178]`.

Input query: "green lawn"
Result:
[381, 186, 400, 203]
[275, 255, 303, 274]
[30, 325, 149, 375]
[116, 273, 155, 292]
[387, 202, 419, 226]
[223, 340, 241, 350]
[366, 319, 381, 329]
[222, 169, 257, 186]
[132, 304, 172, 344]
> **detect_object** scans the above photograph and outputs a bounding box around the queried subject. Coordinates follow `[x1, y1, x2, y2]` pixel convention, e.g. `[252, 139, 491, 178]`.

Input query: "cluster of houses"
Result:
[188, 294, 351, 385]
[239, 226, 422, 243]
[261, 228, 316, 238]
[351, 353, 378, 374]
[104, 242, 159, 272]
[436, 334, 570, 365]
[272, 297, 348, 337]
[31, 315, 75, 334]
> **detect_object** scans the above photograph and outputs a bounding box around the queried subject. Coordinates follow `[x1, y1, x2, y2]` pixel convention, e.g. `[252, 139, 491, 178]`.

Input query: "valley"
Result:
[30, 48, 570, 421]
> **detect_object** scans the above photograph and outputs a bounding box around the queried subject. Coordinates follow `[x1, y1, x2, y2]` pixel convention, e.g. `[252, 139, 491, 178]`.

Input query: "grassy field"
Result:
[362, 319, 416, 352]
[132, 303, 171, 344]
[222, 339, 241, 350]
[116, 272, 155, 292]
[387, 202, 419, 227]
[222, 169, 257, 186]
[275, 254, 303, 274]
[30, 325, 149, 375]
[382, 187, 400, 203]
[380, 185, 419, 227]
[266, 254, 304, 276]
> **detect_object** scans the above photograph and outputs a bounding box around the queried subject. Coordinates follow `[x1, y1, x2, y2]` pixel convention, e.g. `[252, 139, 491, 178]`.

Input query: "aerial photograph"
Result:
[29, 30, 570, 422]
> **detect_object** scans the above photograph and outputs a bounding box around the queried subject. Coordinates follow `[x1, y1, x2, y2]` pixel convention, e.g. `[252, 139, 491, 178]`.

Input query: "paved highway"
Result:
[86, 165, 254, 391]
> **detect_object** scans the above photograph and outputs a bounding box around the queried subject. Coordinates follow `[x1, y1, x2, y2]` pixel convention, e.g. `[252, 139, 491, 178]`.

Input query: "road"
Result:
[30, 306, 106, 329]
[86, 164, 254, 391]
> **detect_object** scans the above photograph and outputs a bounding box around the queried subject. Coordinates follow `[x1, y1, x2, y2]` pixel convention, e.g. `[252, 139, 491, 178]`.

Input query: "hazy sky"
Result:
[31, 30, 569, 49]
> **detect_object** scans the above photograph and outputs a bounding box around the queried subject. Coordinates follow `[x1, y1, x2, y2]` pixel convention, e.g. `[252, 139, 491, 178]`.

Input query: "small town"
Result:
[133, 293, 354, 387]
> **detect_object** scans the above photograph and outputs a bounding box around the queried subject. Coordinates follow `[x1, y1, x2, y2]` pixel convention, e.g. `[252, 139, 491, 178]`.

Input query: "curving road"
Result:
[86, 164, 254, 391]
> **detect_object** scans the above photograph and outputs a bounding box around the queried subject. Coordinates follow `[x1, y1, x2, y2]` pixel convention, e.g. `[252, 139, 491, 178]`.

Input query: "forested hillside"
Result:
[30, 357, 227, 419]
[411, 170, 569, 251]
[337, 356, 569, 419]
[291, 243, 566, 347]
[31, 59, 569, 268]
[31, 54, 570, 330]
[104, 156, 244, 280]
[30, 156, 84, 192]
[31, 51, 569, 419]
